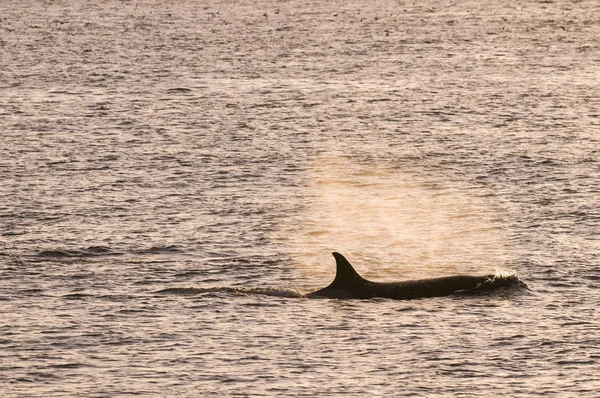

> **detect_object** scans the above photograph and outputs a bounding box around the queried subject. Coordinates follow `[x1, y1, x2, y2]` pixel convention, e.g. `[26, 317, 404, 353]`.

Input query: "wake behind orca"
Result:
[157, 252, 525, 300]
[307, 252, 523, 300]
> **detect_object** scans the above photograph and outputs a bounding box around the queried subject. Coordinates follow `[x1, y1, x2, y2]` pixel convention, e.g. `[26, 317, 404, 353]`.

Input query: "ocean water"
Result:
[1, 0, 599, 396]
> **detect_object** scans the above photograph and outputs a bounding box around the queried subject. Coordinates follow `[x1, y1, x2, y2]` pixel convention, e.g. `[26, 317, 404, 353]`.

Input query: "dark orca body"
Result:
[308, 252, 498, 300]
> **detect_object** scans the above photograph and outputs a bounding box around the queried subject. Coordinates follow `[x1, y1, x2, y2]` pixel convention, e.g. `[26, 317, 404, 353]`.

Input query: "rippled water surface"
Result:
[1, 0, 599, 396]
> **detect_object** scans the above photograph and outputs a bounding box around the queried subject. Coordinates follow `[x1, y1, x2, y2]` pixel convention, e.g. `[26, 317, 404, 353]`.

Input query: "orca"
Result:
[307, 252, 504, 300]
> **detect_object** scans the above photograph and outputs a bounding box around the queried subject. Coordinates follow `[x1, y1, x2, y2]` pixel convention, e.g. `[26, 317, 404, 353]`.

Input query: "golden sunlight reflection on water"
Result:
[280, 153, 509, 284]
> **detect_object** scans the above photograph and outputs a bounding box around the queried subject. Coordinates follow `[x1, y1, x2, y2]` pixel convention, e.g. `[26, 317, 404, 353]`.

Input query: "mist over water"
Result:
[282, 153, 509, 283]
[1, 0, 599, 396]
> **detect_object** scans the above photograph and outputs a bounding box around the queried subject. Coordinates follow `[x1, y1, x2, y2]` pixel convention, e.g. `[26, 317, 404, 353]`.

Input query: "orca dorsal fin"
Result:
[330, 252, 366, 287]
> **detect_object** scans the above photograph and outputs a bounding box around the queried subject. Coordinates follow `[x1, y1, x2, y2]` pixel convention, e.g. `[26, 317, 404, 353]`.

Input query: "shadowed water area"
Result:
[1, 0, 599, 396]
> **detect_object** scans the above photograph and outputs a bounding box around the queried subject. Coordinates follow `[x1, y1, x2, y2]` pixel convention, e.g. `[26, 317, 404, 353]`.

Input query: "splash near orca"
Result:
[307, 252, 523, 300]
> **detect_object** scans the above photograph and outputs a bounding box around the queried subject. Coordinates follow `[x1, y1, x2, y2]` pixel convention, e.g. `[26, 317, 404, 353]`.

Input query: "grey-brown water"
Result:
[1, 0, 599, 396]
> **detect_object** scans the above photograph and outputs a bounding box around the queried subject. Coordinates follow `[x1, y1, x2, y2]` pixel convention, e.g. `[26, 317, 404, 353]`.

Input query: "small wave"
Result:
[48, 90, 79, 95]
[50, 363, 87, 369]
[37, 245, 187, 258]
[166, 87, 193, 93]
[155, 286, 303, 298]
[38, 250, 81, 258]
[37, 246, 123, 258]
[62, 293, 94, 300]
[137, 245, 184, 255]
[85, 246, 121, 255]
